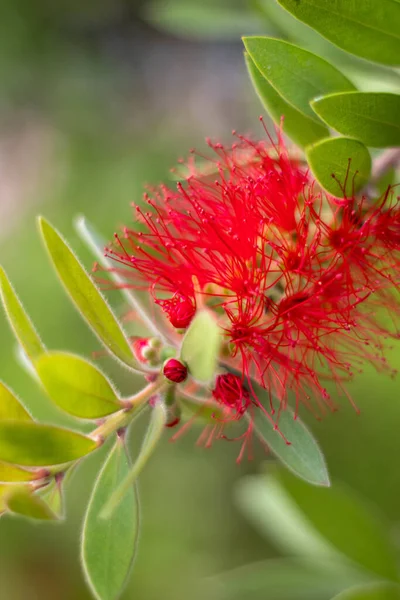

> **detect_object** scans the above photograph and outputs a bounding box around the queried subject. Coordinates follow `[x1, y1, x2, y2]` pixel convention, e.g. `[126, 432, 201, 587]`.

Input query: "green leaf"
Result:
[277, 0, 400, 66]
[0, 484, 12, 515]
[75, 216, 163, 340]
[143, 0, 261, 41]
[40, 479, 64, 518]
[306, 137, 371, 197]
[332, 583, 400, 600]
[243, 37, 355, 123]
[0, 421, 97, 466]
[237, 470, 398, 582]
[0, 266, 45, 361]
[207, 558, 361, 600]
[0, 380, 32, 421]
[82, 438, 139, 600]
[276, 470, 399, 581]
[5, 485, 57, 521]
[180, 310, 221, 383]
[245, 52, 329, 147]
[101, 402, 166, 519]
[311, 92, 400, 148]
[38, 217, 140, 372]
[36, 352, 122, 419]
[0, 462, 38, 483]
[250, 388, 329, 486]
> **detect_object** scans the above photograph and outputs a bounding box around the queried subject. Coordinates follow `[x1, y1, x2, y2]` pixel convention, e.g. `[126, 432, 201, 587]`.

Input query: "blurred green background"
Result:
[0, 1, 400, 599]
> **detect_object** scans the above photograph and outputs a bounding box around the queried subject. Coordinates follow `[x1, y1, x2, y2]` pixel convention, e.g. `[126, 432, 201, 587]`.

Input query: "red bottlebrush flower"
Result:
[157, 293, 195, 329]
[163, 358, 188, 383]
[212, 373, 251, 418]
[106, 123, 400, 427]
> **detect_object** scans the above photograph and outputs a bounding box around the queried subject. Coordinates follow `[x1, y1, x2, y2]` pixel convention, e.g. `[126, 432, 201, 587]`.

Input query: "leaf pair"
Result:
[244, 37, 372, 197]
[0, 377, 97, 468]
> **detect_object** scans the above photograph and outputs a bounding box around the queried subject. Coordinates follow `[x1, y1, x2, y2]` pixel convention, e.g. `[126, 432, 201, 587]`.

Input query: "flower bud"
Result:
[163, 358, 188, 383]
[212, 373, 250, 417]
[169, 299, 195, 329]
[131, 337, 151, 363]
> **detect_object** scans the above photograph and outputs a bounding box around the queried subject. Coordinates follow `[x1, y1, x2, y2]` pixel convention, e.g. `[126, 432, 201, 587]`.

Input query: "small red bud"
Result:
[163, 358, 188, 383]
[213, 373, 250, 417]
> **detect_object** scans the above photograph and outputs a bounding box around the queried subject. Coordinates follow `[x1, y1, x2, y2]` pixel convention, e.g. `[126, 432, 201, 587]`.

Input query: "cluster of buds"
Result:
[104, 128, 400, 451]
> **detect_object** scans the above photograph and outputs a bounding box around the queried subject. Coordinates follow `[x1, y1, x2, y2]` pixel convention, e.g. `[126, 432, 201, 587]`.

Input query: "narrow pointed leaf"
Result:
[274, 469, 399, 581]
[207, 558, 361, 600]
[237, 470, 398, 582]
[0, 380, 32, 421]
[5, 486, 57, 521]
[0, 266, 45, 360]
[36, 352, 122, 419]
[306, 137, 371, 197]
[0, 462, 38, 483]
[332, 583, 400, 600]
[181, 310, 221, 383]
[277, 0, 400, 66]
[15, 346, 40, 382]
[38, 217, 140, 371]
[311, 92, 400, 148]
[82, 439, 139, 600]
[250, 389, 329, 486]
[101, 402, 166, 519]
[0, 421, 97, 466]
[75, 216, 163, 339]
[243, 37, 355, 124]
[245, 52, 328, 147]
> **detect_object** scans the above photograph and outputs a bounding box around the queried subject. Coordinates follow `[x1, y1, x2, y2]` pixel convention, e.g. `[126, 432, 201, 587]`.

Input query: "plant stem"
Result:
[91, 378, 166, 441]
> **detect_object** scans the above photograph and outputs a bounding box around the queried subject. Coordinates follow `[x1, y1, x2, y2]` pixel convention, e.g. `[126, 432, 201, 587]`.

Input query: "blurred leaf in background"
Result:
[0, 1, 400, 599]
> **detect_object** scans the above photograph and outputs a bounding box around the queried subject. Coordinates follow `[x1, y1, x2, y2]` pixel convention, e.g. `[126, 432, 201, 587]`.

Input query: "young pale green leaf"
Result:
[332, 583, 400, 600]
[0, 421, 97, 466]
[0, 380, 32, 421]
[101, 402, 166, 519]
[245, 52, 329, 147]
[306, 137, 371, 197]
[243, 37, 355, 124]
[36, 352, 122, 419]
[311, 92, 400, 148]
[277, 0, 400, 67]
[75, 216, 163, 340]
[38, 217, 140, 372]
[250, 390, 329, 486]
[5, 485, 57, 521]
[0, 266, 45, 361]
[82, 438, 139, 600]
[180, 310, 221, 383]
[0, 462, 38, 483]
